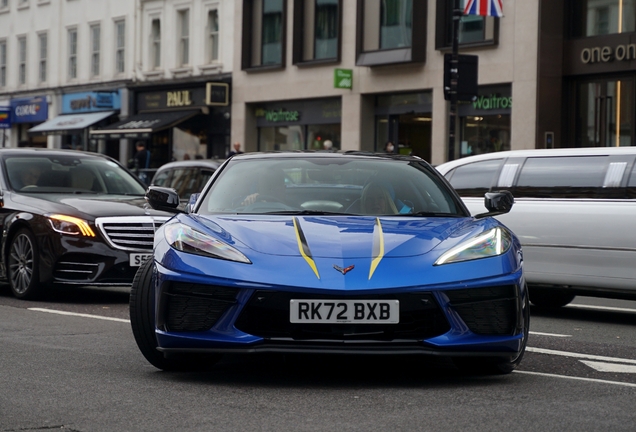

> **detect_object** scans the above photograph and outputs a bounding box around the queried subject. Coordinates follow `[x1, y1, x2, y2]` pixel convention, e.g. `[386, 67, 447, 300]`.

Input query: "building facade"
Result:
[0, 0, 234, 167]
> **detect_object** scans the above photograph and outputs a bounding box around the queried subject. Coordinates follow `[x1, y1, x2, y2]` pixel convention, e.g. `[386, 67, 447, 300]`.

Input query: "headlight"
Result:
[47, 214, 96, 237]
[435, 227, 511, 265]
[164, 222, 251, 264]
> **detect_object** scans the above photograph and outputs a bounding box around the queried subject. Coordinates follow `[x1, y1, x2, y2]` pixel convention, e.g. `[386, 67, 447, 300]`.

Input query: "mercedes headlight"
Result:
[47, 214, 96, 237]
[435, 227, 511, 265]
[164, 223, 251, 264]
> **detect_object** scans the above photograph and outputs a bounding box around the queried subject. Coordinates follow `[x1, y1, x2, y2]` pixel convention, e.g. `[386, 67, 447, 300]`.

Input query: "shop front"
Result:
[373, 91, 432, 160]
[10, 96, 49, 148]
[457, 84, 511, 158]
[28, 90, 120, 156]
[90, 81, 231, 167]
[255, 98, 341, 151]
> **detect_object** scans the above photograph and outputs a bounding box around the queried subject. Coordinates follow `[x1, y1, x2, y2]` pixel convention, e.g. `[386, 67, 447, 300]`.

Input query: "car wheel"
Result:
[529, 286, 575, 308]
[129, 259, 221, 371]
[8, 228, 42, 300]
[454, 290, 530, 375]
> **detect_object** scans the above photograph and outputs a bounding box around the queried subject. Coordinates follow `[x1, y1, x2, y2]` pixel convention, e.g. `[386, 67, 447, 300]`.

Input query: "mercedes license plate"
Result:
[290, 299, 399, 324]
[129, 253, 152, 267]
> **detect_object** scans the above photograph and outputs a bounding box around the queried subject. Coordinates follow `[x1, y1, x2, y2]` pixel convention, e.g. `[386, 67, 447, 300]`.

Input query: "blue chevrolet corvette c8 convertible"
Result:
[130, 152, 528, 374]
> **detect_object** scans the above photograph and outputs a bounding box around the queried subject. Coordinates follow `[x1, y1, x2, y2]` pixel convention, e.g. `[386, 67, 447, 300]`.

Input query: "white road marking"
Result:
[581, 361, 636, 373]
[527, 347, 636, 365]
[568, 304, 636, 314]
[515, 370, 636, 388]
[529, 331, 571, 337]
[29, 308, 130, 323]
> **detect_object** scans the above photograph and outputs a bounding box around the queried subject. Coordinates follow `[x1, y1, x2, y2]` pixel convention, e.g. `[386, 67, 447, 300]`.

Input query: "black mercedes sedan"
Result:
[0, 148, 171, 299]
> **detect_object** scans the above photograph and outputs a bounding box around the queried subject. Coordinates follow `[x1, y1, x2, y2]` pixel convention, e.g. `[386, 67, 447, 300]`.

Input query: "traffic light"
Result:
[444, 54, 479, 102]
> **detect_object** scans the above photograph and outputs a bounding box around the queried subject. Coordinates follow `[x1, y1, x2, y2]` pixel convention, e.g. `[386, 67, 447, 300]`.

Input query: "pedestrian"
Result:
[133, 141, 151, 184]
[229, 142, 244, 157]
[384, 141, 395, 154]
[323, 140, 333, 151]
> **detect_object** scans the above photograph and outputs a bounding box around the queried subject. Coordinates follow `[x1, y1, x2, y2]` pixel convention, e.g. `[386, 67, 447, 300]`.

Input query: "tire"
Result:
[129, 259, 221, 371]
[8, 228, 42, 300]
[529, 286, 575, 308]
[454, 290, 530, 375]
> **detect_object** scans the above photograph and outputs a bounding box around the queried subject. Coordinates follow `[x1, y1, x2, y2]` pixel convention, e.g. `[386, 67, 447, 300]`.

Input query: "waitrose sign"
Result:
[472, 94, 512, 110]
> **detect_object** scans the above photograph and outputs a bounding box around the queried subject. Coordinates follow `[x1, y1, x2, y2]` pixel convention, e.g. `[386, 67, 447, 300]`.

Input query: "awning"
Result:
[28, 111, 116, 135]
[89, 109, 200, 139]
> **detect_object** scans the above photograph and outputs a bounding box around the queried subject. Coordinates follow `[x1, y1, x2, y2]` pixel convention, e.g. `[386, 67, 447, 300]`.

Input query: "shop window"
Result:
[259, 124, 341, 151]
[90, 24, 101, 77]
[115, 20, 125, 74]
[207, 10, 220, 63]
[293, 0, 341, 64]
[356, 0, 426, 66]
[68, 28, 78, 80]
[569, 0, 636, 37]
[38, 32, 47, 83]
[460, 114, 510, 157]
[151, 19, 161, 69]
[435, 0, 498, 49]
[242, 0, 287, 70]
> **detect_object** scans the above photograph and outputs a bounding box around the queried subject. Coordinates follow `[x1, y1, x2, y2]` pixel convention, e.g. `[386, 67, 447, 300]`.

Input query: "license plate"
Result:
[130, 253, 152, 267]
[290, 300, 399, 324]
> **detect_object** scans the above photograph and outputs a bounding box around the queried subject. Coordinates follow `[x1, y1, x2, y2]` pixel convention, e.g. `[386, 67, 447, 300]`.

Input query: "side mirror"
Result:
[145, 186, 184, 214]
[474, 190, 514, 219]
[186, 193, 200, 213]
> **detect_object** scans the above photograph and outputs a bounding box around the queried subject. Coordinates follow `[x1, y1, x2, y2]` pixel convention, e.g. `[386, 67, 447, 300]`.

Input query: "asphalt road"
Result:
[1, 283, 635, 431]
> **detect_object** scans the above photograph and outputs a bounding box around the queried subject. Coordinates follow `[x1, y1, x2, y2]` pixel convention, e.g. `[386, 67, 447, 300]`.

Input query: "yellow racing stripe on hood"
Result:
[368, 218, 385, 280]
[293, 217, 320, 279]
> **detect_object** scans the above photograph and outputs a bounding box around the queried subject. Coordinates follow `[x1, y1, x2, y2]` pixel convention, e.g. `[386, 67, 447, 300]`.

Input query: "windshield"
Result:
[4, 155, 147, 195]
[198, 157, 465, 217]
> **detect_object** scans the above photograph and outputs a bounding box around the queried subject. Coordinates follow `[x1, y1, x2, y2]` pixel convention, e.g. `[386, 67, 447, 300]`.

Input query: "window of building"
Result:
[0, 0, 8, 9]
[18, 36, 26, 85]
[356, 0, 425, 67]
[90, 24, 100, 77]
[151, 19, 161, 69]
[38, 32, 47, 82]
[178, 9, 190, 66]
[0, 40, 6, 87]
[242, 0, 286, 69]
[207, 9, 219, 63]
[293, 0, 341, 64]
[570, 0, 636, 37]
[68, 28, 78, 79]
[435, 0, 498, 49]
[115, 20, 125, 74]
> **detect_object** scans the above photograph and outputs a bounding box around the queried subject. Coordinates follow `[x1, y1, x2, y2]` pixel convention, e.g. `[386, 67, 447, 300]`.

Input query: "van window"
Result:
[514, 156, 609, 198]
[445, 159, 503, 197]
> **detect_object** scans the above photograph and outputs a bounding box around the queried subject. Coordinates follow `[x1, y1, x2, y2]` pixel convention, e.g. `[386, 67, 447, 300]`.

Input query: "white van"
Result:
[436, 147, 636, 307]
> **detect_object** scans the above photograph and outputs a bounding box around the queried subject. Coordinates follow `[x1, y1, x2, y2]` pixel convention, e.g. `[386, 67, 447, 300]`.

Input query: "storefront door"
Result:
[577, 78, 633, 147]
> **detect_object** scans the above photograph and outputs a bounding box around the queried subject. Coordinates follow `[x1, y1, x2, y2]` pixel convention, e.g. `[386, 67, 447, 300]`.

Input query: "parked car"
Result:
[436, 147, 636, 307]
[0, 148, 171, 299]
[131, 152, 528, 374]
[149, 158, 224, 209]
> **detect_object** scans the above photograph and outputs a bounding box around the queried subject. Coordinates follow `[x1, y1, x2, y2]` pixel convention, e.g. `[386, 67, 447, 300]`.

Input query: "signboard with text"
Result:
[0, 107, 10, 129]
[62, 90, 121, 114]
[10, 96, 48, 124]
[334, 69, 353, 89]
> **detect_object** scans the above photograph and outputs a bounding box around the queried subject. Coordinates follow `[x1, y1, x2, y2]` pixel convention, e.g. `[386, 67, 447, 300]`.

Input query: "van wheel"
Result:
[529, 287, 575, 308]
[129, 259, 221, 371]
[8, 228, 42, 300]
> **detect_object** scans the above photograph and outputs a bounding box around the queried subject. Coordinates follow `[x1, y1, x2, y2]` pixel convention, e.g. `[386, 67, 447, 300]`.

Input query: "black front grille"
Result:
[53, 254, 101, 281]
[234, 291, 450, 341]
[160, 283, 239, 332]
[446, 285, 518, 335]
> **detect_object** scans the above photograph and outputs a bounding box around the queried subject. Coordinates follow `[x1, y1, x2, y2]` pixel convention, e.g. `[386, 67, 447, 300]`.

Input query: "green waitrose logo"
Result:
[472, 94, 512, 110]
[257, 109, 301, 122]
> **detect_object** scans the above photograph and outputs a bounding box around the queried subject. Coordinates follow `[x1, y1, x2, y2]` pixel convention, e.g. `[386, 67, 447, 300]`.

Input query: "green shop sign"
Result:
[256, 109, 301, 122]
[472, 94, 512, 110]
[334, 69, 353, 89]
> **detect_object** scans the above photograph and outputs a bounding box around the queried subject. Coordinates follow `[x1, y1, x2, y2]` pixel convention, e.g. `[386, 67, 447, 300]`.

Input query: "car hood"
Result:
[189, 214, 472, 259]
[11, 193, 170, 218]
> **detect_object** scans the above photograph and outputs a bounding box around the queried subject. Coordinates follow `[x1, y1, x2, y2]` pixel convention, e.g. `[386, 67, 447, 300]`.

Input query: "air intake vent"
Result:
[446, 285, 518, 335]
[96, 216, 170, 251]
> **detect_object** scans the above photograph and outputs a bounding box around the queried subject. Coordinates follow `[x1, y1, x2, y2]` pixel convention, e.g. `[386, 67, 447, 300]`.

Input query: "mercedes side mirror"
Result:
[474, 190, 514, 219]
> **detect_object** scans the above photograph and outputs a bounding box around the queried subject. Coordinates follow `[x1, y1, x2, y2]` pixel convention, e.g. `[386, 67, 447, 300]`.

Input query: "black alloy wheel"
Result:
[129, 259, 222, 371]
[8, 228, 42, 300]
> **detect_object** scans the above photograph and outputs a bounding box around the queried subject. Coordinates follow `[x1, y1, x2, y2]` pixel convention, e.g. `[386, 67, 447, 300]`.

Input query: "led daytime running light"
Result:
[49, 214, 96, 237]
[435, 228, 508, 265]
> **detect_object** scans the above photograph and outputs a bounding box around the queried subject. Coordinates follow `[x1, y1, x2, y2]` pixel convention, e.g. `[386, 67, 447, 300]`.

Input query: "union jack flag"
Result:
[463, 0, 503, 17]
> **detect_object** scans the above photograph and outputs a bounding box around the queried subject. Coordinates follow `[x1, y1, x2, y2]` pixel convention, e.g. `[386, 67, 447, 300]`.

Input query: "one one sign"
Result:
[0, 107, 11, 129]
[10, 96, 48, 123]
[62, 91, 121, 114]
[334, 69, 353, 89]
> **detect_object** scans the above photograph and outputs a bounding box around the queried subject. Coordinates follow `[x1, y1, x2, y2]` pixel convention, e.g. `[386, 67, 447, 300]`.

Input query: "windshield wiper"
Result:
[263, 210, 346, 216]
